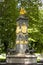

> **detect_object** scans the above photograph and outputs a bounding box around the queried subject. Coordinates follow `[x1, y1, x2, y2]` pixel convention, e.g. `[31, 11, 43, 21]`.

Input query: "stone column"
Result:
[16, 15, 28, 53]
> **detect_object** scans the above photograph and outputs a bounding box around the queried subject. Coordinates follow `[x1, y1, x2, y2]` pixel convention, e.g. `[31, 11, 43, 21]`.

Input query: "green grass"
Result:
[0, 54, 6, 62]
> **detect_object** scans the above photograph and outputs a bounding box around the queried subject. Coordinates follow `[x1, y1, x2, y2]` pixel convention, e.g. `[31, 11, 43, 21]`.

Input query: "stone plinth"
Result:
[6, 54, 37, 65]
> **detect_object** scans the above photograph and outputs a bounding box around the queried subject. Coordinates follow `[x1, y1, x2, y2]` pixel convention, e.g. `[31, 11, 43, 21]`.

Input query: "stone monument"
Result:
[6, 7, 37, 65]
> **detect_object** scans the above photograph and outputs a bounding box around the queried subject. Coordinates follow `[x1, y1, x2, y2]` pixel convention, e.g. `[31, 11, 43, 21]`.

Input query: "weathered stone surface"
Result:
[7, 63, 37, 65]
[6, 54, 37, 64]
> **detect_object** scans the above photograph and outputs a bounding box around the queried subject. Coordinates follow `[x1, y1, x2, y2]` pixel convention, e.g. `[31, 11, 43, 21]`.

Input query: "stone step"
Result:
[0, 63, 43, 65]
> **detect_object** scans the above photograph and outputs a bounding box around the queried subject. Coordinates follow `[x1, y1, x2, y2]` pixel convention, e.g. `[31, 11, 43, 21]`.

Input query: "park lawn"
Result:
[35, 53, 43, 62]
[0, 54, 6, 61]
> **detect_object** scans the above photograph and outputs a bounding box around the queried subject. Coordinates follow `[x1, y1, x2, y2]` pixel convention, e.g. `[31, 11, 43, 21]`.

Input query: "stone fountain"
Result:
[6, 8, 37, 65]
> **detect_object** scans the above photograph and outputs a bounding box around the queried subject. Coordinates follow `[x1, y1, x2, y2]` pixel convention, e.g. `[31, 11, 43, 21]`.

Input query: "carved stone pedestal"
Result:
[6, 54, 37, 65]
[6, 8, 37, 65]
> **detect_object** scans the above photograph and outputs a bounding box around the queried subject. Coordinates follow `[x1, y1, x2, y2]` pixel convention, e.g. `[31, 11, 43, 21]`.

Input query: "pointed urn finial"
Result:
[20, 7, 26, 15]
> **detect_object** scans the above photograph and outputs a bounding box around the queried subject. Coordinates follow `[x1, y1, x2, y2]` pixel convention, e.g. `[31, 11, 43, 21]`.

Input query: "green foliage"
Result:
[27, 0, 43, 53]
[0, 0, 18, 52]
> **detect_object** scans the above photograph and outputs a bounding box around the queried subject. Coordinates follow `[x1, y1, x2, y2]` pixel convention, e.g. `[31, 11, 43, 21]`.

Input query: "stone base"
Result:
[7, 63, 37, 65]
[6, 53, 37, 65]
